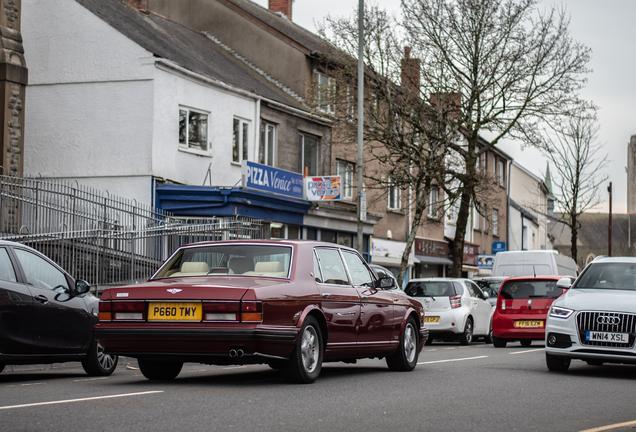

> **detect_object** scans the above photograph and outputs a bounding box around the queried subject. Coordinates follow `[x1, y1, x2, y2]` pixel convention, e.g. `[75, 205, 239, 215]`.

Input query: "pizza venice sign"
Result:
[242, 161, 304, 199]
[304, 176, 341, 201]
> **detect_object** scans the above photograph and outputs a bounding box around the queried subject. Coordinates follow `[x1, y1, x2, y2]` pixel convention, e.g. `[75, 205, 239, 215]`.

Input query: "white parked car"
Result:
[404, 278, 493, 345]
[545, 257, 636, 371]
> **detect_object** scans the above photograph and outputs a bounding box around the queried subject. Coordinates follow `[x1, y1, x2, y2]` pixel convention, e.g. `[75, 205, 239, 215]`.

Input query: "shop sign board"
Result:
[493, 241, 506, 254]
[304, 176, 341, 201]
[463, 242, 479, 266]
[241, 161, 304, 199]
[478, 255, 495, 269]
[415, 238, 449, 258]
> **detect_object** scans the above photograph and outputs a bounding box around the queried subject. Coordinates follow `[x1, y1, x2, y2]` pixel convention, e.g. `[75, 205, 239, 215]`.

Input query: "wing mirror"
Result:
[376, 277, 396, 289]
[556, 277, 574, 290]
[75, 279, 91, 294]
[483, 292, 490, 299]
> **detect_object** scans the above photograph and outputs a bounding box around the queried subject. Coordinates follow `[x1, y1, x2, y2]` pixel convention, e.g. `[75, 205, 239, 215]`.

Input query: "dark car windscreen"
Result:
[405, 281, 457, 297]
[500, 280, 562, 300]
[575, 263, 636, 290]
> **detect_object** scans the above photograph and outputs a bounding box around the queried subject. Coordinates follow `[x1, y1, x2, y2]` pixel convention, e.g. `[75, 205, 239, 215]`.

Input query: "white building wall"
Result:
[509, 162, 549, 251]
[22, 0, 155, 207]
[22, 0, 259, 206]
[152, 67, 257, 188]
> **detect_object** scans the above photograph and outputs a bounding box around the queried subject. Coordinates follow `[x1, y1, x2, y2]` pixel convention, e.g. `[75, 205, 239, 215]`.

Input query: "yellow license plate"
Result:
[514, 320, 543, 328]
[148, 302, 202, 321]
[425, 316, 440, 323]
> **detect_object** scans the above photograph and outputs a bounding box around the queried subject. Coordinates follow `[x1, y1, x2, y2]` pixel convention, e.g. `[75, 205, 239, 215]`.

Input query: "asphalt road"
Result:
[2, 341, 636, 432]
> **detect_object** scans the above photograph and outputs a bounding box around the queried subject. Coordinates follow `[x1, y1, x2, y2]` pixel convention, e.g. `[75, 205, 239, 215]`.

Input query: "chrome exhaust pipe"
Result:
[236, 348, 244, 357]
[229, 349, 237, 358]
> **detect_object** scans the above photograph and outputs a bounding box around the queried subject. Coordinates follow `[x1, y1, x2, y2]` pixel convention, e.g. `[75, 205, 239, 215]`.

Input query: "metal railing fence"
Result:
[0, 174, 267, 291]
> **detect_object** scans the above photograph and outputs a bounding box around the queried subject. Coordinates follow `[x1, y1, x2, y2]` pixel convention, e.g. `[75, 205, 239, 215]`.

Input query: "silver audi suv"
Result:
[545, 257, 636, 371]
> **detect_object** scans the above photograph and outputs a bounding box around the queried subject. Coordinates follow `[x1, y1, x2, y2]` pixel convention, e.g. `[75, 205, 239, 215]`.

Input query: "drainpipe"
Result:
[255, 97, 261, 165]
[507, 159, 512, 251]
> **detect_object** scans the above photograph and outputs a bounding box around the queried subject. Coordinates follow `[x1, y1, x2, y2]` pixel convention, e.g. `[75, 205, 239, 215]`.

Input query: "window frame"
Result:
[315, 71, 335, 114]
[428, 186, 439, 217]
[299, 133, 319, 176]
[232, 117, 250, 164]
[346, 85, 355, 120]
[179, 106, 211, 156]
[387, 177, 401, 210]
[336, 160, 354, 200]
[259, 121, 276, 167]
[473, 202, 480, 230]
[493, 208, 499, 236]
[498, 159, 505, 187]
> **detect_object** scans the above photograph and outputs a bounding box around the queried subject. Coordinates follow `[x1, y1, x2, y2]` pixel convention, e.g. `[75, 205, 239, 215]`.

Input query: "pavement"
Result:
[1, 357, 137, 374]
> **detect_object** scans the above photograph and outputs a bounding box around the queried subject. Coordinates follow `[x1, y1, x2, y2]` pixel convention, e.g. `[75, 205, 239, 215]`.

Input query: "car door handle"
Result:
[361, 295, 370, 300]
[35, 294, 48, 304]
[321, 293, 332, 299]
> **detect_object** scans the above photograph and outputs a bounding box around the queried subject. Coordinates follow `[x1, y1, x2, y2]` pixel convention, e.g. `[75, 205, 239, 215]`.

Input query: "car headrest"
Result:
[180, 262, 210, 273]
[254, 261, 284, 273]
[228, 257, 254, 274]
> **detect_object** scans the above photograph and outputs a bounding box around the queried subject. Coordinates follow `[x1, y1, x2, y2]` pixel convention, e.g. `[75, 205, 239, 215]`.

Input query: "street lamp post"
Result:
[356, 0, 366, 255]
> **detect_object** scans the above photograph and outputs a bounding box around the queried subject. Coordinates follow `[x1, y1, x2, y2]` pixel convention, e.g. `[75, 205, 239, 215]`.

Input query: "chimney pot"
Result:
[129, 0, 149, 11]
[269, 0, 292, 20]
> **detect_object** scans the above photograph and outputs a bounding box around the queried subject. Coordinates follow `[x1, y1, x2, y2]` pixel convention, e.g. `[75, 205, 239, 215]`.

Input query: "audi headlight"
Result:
[550, 306, 574, 319]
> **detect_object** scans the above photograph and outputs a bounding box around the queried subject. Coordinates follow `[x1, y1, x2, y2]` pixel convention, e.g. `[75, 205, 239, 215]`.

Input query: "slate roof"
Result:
[223, 0, 326, 55]
[549, 212, 636, 267]
[76, 0, 306, 110]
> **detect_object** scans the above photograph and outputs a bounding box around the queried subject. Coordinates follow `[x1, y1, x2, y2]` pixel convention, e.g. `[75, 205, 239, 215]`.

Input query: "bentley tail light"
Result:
[99, 301, 112, 321]
[202, 301, 240, 322]
[450, 295, 462, 309]
[112, 300, 146, 321]
[241, 301, 263, 322]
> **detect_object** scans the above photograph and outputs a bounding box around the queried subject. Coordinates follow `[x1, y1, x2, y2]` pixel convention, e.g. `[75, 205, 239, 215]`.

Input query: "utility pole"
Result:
[356, 0, 366, 255]
[608, 182, 612, 257]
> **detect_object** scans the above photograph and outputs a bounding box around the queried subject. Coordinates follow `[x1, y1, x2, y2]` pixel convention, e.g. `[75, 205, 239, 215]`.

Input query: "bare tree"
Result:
[318, 5, 454, 286]
[396, 0, 593, 276]
[545, 109, 608, 263]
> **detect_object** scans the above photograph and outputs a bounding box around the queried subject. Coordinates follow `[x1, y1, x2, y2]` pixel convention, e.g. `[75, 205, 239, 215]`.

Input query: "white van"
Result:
[491, 250, 578, 277]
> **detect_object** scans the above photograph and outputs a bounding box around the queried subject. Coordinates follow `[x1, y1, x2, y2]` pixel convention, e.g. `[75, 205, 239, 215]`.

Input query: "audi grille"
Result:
[576, 311, 636, 348]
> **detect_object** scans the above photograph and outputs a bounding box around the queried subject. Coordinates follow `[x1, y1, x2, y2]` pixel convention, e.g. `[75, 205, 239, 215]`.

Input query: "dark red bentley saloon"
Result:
[94, 240, 427, 383]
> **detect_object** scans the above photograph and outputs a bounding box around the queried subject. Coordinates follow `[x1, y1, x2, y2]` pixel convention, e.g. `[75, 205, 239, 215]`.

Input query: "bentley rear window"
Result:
[153, 244, 292, 279]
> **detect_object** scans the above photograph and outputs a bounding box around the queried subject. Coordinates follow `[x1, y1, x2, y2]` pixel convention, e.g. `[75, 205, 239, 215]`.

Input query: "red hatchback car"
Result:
[492, 276, 567, 347]
[94, 240, 427, 383]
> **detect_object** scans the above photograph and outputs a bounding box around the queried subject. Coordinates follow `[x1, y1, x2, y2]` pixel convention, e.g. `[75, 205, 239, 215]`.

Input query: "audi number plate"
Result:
[514, 320, 543, 328]
[425, 316, 440, 323]
[148, 302, 202, 321]
[586, 331, 629, 343]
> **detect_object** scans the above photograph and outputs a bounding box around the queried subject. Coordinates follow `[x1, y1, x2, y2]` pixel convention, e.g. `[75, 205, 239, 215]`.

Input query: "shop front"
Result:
[370, 238, 417, 286]
[445, 239, 481, 277]
[414, 238, 453, 278]
[154, 162, 380, 259]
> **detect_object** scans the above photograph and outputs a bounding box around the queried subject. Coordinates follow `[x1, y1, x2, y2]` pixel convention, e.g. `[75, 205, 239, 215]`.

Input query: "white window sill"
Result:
[178, 147, 212, 158]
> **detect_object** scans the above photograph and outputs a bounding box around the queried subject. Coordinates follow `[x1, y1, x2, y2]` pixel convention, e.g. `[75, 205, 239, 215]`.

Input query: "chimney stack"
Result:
[430, 92, 462, 119]
[401, 46, 420, 93]
[129, 0, 149, 11]
[269, 0, 292, 20]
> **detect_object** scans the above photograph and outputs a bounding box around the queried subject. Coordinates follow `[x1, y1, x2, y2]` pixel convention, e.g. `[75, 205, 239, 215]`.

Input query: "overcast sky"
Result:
[253, 0, 635, 213]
